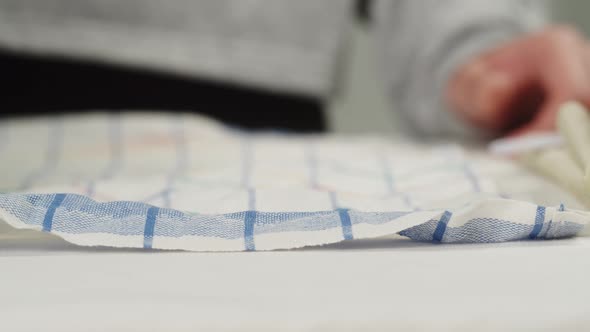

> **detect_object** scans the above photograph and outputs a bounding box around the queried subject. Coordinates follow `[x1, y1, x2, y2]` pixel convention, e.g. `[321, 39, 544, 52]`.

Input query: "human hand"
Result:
[446, 26, 590, 136]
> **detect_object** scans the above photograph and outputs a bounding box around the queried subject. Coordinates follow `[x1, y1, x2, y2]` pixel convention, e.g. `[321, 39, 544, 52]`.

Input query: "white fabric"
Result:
[0, 113, 587, 251]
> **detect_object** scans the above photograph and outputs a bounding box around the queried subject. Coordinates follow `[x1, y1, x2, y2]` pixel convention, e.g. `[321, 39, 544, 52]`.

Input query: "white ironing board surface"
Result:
[2, 234, 590, 331]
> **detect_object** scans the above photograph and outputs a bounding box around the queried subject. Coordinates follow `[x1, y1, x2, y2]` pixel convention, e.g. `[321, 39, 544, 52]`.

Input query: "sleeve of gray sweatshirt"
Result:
[374, 0, 548, 137]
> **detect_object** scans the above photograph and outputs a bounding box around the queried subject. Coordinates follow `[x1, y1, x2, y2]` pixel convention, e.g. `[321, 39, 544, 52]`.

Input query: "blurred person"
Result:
[0, 0, 588, 137]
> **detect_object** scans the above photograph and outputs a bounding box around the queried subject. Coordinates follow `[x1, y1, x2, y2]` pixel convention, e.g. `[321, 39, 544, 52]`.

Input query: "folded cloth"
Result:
[0, 113, 587, 251]
[519, 102, 590, 207]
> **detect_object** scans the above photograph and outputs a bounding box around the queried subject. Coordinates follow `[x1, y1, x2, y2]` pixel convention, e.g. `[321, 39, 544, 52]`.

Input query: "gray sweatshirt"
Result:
[0, 0, 546, 135]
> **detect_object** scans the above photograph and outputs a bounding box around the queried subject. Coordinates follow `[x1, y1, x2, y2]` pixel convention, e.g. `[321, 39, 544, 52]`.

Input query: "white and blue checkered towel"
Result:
[0, 113, 587, 251]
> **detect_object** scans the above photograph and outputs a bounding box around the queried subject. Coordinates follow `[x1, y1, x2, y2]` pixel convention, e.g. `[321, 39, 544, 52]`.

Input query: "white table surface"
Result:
[2, 231, 590, 332]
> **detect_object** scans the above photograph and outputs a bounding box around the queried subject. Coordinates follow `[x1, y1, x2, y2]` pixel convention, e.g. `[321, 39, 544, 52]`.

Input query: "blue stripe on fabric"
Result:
[462, 164, 481, 193]
[529, 206, 545, 239]
[330, 193, 353, 240]
[20, 119, 63, 190]
[329, 191, 338, 209]
[86, 115, 123, 198]
[432, 210, 452, 242]
[378, 153, 417, 210]
[337, 208, 353, 240]
[244, 210, 257, 251]
[42, 193, 66, 232]
[143, 206, 160, 249]
[241, 139, 253, 189]
[247, 188, 256, 211]
[104, 114, 123, 179]
[162, 117, 187, 208]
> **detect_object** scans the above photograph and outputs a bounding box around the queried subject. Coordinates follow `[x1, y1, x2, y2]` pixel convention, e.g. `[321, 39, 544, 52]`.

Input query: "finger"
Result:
[450, 58, 520, 127]
[513, 29, 590, 135]
[540, 30, 590, 103]
[447, 58, 488, 117]
[582, 42, 590, 106]
[470, 71, 519, 130]
[509, 97, 563, 136]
